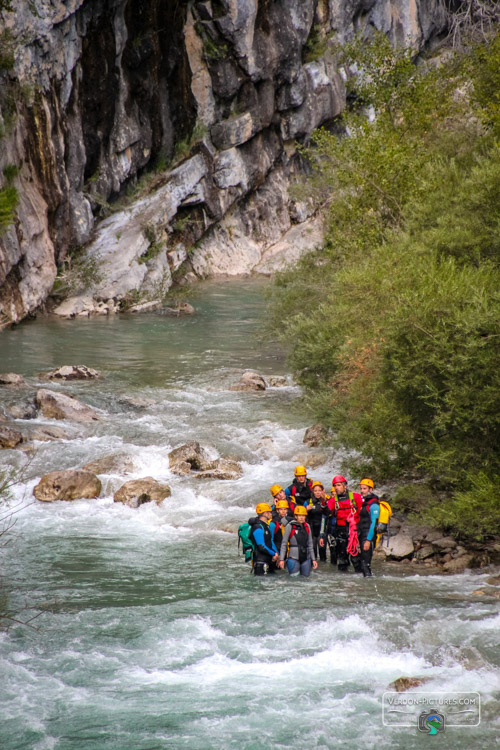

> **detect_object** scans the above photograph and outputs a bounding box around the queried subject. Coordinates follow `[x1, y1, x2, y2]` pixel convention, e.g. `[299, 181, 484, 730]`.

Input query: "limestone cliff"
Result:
[0, 0, 448, 323]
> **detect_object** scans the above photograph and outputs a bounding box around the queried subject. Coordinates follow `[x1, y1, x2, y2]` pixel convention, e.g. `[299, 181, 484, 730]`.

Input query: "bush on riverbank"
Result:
[270, 32, 500, 540]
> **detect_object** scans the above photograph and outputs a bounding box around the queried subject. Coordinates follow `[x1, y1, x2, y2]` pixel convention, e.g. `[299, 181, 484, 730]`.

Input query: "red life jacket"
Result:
[289, 521, 310, 539]
[328, 491, 362, 526]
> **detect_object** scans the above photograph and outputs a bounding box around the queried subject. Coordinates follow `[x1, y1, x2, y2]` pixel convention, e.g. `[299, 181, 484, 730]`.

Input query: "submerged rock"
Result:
[29, 425, 70, 442]
[195, 459, 243, 480]
[162, 302, 196, 316]
[35, 389, 100, 423]
[43, 365, 100, 381]
[229, 371, 267, 391]
[119, 396, 155, 410]
[442, 554, 475, 573]
[303, 424, 328, 447]
[82, 453, 135, 475]
[113, 477, 171, 507]
[6, 402, 37, 420]
[267, 376, 288, 387]
[0, 373, 26, 386]
[34, 470, 101, 502]
[389, 677, 431, 692]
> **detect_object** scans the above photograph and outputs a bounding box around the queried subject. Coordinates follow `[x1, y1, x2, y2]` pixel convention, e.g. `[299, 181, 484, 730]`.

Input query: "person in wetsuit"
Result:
[357, 479, 380, 577]
[278, 505, 317, 577]
[248, 503, 280, 576]
[319, 475, 362, 571]
[307, 481, 329, 562]
[270, 487, 294, 551]
[285, 465, 313, 510]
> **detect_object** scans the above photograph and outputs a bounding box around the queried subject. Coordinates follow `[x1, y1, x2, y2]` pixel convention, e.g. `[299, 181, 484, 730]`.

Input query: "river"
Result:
[0, 279, 498, 750]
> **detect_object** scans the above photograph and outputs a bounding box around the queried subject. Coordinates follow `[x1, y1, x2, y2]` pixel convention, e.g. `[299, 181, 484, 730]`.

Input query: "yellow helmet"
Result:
[270, 484, 283, 497]
[294, 465, 307, 477]
[311, 481, 324, 489]
[256, 503, 272, 514]
[294, 505, 308, 516]
[360, 478, 374, 489]
[275, 499, 289, 509]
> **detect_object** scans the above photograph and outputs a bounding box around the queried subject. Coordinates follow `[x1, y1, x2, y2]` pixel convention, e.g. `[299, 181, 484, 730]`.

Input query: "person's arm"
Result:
[366, 504, 380, 542]
[252, 526, 277, 557]
[307, 526, 315, 562]
[280, 523, 292, 561]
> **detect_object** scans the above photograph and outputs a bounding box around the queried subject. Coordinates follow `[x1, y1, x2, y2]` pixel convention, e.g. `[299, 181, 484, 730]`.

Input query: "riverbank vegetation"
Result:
[270, 31, 500, 541]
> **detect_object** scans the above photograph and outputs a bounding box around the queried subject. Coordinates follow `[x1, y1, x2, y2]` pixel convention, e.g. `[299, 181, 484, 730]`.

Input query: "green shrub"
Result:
[269, 32, 500, 510]
[423, 473, 500, 541]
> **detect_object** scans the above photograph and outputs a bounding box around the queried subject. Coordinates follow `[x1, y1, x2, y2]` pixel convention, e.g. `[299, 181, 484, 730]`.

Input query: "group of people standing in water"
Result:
[242, 466, 386, 578]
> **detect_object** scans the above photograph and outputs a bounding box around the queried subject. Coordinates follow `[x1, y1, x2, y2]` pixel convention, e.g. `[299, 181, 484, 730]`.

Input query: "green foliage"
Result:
[0, 28, 14, 70]
[423, 473, 500, 541]
[0, 185, 17, 232]
[52, 249, 103, 297]
[138, 222, 165, 264]
[269, 33, 500, 531]
[304, 26, 332, 63]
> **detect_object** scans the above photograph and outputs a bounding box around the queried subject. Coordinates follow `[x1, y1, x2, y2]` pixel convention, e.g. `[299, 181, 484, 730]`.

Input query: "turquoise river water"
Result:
[0, 279, 498, 750]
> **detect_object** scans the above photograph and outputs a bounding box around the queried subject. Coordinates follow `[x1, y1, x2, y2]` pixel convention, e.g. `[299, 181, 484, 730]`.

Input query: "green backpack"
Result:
[238, 522, 254, 563]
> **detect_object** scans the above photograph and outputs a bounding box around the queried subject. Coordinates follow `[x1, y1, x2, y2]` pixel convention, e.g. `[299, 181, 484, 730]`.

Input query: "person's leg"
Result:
[286, 559, 301, 576]
[336, 530, 349, 570]
[299, 559, 312, 577]
[360, 540, 374, 577]
[253, 562, 265, 576]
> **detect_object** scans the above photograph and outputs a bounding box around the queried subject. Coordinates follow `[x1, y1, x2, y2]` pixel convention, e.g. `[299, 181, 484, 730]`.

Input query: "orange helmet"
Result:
[275, 499, 289, 510]
[311, 481, 324, 489]
[270, 484, 283, 497]
[294, 465, 307, 477]
[294, 505, 308, 516]
[256, 503, 272, 514]
[360, 478, 374, 489]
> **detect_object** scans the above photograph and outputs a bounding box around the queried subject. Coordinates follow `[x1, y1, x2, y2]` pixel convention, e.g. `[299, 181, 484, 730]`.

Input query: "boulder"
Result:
[415, 544, 435, 561]
[229, 371, 267, 392]
[6, 402, 38, 420]
[432, 536, 457, 550]
[43, 365, 100, 381]
[0, 373, 26, 386]
[0, 426, 24, 449]
[303, 424, 328, 447]
[423, 529, 445, 543]
[443, 554, 475, 573]
[35, 389, 100, 423]
[195, 459, 243, 480]
[34, 470, 101, 502]
[389, 677, 430, 692]
[383, 532, 415, 560]
[168, 441, 216, 474]
[82, 453, 135, 475]
[113, 477, 171, 507]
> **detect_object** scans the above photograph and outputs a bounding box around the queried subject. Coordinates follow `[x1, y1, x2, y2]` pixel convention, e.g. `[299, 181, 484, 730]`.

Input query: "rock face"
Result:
[35, 389, 100, 422]
[113, 477, 171, 507]
[34, 470, 101, 502]
[230, 371, 267, 391]
[43, 365, 100, 380]
[0, 0, 449, 326]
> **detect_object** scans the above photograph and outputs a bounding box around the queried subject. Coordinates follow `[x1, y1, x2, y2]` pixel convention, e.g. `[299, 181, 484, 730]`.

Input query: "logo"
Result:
[418, 711, 445, 734]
